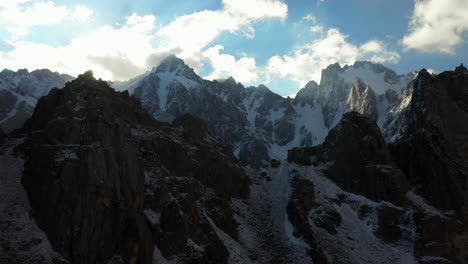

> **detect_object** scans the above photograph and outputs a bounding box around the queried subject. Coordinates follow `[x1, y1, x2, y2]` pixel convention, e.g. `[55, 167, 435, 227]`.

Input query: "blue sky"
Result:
[0, 0, 467, 96]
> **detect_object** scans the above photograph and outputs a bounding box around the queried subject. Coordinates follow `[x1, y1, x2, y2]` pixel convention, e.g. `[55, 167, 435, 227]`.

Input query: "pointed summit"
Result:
[224, 76, 237, 85]
[154, 55, 189, 73]
[294, 80, 320, 106]
[455, 63, 467, 74]
[346, 79, 378, 121]
[151, 55, 203, 83]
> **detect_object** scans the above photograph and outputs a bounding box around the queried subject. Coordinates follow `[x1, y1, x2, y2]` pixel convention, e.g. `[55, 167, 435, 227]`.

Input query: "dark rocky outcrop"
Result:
[290, 112, 409, 205]
[375, 205, 405, 243]
[286, 173, 329, 264]
[286, 66, 468, 264]
[389, 67, 468, 263]
[22, 71, 152, 263]
[21, 71, 250, 264]
[0, 127, 5, 144]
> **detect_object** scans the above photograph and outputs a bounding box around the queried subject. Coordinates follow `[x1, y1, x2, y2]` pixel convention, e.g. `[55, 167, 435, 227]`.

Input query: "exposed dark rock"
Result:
[238, 138, 269, 168]
[390, 69, 468, 213]
[358, 204, 372, 220]
[287, 146, 319, 166]
[22, 71, 152, 264]
[388, 68, 468, 263]
[172, 113, 209, 143]
[274, 115, 296, 146]
[414, 213, 468, 264]
[0, 90, 17, 123]
[311, 206, 342, 235]
[384, 89, 399, 105]
[21, 71, 250, 264]
[286, 174, 329, 264]
[289, 112, 409, 205]
[375, 205, 405, 243]
[0, 127, 5, 144]
[270, 159, 281, 168]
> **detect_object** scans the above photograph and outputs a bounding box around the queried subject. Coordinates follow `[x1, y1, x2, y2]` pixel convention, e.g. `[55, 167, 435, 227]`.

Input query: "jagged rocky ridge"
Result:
[0, 58, 413, 168]
[0, 69, 73, 133]
[113, 56, 413, 167]
[7, 71, 250, 263]
[286, 66, 468, 263]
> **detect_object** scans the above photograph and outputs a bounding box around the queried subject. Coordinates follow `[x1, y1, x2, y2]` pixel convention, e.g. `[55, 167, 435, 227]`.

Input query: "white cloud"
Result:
[156, 0, 287, 56]
[223, 0, 288, 20]
[266, 28, 400, 86]
[310, 25, 323, 33]
[203, 45, 259, 83]
[402, 0, 468, 54]
[302, 13, 317, 23]
[0, 13, 157, 80]
[0, 1, 94, 38]
[0, 0, 287, 83]
[0, 0, 399, 94]
[360, 40, 400, 63]
[72, 5, 93, 22]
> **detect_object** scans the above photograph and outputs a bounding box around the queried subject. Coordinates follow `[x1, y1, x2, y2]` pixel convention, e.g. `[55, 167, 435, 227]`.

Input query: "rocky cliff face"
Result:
[346, 79, 378, 120]
[0, 127, 5, 144]
[388, 66, 468, 263]
[0, 69, 73, 133]
[114, 57, 412, 168]
[296, 112, 409, 205]
[20, 71, 250, 264]
[286, 66, 468, 264]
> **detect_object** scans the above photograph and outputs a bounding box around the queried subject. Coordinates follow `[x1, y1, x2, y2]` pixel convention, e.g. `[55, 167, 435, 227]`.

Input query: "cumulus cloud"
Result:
[302, 13, 317, 23]
[0, 13, 157, 80]
[0, 0, 399, 92]
[156, 0, 287, 56]
[72, 5, 94, 22]
[402, 0, 468, 54]
[0, 0, 93, 38]
[0, 0, 287, 83]
[203, 45, 259, 83]
[310, 25, 323, 33]
[266, 28, 400, 86]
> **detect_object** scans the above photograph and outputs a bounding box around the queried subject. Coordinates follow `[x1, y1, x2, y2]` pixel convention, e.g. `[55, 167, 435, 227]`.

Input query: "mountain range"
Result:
[0, 55, 417, 167]
[0, 57, 467, 264]
[112, 56, 415, 167]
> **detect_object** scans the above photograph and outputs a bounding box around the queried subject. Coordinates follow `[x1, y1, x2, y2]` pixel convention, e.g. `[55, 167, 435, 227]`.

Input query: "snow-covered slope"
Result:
[286, 163, 418, 264]
[0, 69, 73, 133]
[113, 56, 414, 167]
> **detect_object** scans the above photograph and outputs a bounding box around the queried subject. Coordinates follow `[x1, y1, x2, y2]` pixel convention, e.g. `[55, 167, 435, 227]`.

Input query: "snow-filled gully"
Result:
[234, 163, 311, 264]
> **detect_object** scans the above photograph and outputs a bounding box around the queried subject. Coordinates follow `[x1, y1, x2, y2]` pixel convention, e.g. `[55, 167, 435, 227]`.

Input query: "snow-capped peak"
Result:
[153, 55, 186, 73]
